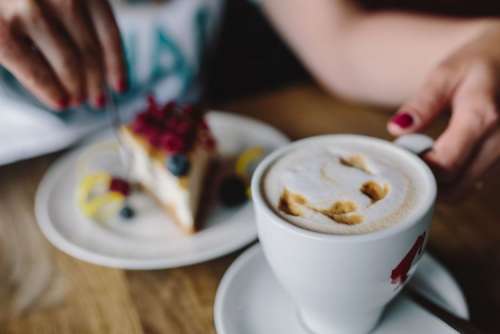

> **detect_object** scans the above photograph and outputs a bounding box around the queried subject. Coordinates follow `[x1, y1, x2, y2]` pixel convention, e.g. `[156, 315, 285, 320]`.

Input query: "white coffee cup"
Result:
[251, 134, 437, 334]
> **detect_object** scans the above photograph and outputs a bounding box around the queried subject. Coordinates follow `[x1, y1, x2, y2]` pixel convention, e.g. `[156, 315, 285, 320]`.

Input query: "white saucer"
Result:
[35, 112, 289, 269]
[215, 244, 469, 334]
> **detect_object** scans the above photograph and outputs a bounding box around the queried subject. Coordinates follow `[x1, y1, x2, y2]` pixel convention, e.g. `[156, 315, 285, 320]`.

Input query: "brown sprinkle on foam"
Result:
[331, 213, 363, 225]
[278, 189, 365, 225]
[361, 181, 388, 203]
[278, 189, 307, 216]
[340, 155, 371, 174]
[323, 200, 357, 215]
[319, 200, 363, 225]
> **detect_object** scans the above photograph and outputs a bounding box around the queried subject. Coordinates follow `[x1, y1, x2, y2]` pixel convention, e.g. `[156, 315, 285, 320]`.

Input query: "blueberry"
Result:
[167, 154, 190, 176]
[219, 175, 248, 207]
[120, 206, 135, 219]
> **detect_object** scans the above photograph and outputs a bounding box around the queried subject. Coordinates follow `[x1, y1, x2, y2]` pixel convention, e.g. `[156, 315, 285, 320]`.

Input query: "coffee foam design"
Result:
[263, 144, 423, 235]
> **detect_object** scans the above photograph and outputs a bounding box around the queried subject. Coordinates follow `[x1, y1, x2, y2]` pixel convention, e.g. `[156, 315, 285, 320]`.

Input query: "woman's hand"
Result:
[0, 0, 126, 110]
[388, 22, 500, 196]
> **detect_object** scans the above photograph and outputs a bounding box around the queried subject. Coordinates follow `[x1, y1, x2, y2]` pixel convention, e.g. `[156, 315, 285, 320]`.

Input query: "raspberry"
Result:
[149, 134, 163, 148]
[131, 112, 149, 132]
[164, 101, 177, 113]
[143, 125, 160, 137]
[161, 133, 185, 153]
[175, 118, 192, 135]
[152, 109, 165, 121]
[182, 105, 194, 115]
[142, 126, 163, 147]
[165, 117, 180, 131]
[135, 110, 149, 122]
[147, 95, 157, 111]
[147, 95, 167, 121]
[109, 177, 131, 196]
[165, 117, 186, 133]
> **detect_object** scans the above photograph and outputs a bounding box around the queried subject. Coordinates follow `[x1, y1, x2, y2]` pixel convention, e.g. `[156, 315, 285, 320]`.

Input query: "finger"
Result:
[0, 21, 68, 109]
[425, 68, 498, 177]
[86, 0, 127, 94]
[43, 0, 106, 108]
[447, 128, 500, 198]
[20, 1, 84, 103]
[388, 64, 460, 135]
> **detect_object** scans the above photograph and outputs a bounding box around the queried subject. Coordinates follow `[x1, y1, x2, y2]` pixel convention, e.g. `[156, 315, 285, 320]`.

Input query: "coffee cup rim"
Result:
[251, 134, 437, 243]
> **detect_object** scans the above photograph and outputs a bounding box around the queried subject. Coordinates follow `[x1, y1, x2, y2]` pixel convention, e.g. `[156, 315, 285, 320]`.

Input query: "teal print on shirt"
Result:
[120, 5, 211, 100]
[123, 31, 138, 90]
[150, 26, 193, 97]
[117, 30, 145, 103]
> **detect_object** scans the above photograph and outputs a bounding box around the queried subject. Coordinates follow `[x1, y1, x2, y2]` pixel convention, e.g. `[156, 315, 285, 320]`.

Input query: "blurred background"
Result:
[2, 1, 500, 333]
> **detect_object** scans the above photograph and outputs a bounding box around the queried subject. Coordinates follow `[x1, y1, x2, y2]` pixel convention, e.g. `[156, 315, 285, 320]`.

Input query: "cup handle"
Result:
[393, 134, 434, 156]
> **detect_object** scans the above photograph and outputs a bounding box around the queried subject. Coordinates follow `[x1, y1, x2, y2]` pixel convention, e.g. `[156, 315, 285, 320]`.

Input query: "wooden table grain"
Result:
[1, 85, 499, 333]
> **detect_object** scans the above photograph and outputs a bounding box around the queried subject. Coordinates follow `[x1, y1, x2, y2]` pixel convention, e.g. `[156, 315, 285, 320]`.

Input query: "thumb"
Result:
[388, 66, 458, 136]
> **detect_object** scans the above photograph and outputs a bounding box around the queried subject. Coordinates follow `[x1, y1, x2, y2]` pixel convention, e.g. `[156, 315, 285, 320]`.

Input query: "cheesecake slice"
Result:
[120, 97, 216, 234]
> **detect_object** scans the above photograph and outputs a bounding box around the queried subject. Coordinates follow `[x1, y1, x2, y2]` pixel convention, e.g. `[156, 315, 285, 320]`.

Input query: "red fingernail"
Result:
[116, 78, 128, 93]
[72, 96, 85, 107]
[57, 97, 69, 110]
[390, 112, 414, 128]
[95, 93, 107, 108]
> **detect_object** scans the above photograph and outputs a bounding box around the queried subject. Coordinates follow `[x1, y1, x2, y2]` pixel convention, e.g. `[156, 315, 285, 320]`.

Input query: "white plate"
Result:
[215, 244, 469, 334]
[35, 112, 289, 269]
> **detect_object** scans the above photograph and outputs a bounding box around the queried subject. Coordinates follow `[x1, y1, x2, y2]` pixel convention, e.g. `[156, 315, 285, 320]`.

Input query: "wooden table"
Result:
[1, 85, 499, 333]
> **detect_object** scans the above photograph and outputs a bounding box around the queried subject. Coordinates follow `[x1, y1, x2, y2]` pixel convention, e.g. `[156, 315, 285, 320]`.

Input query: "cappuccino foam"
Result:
[263, 139, 431, 235]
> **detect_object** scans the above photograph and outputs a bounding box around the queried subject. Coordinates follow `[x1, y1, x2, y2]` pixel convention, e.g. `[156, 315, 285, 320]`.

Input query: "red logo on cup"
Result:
[390, 232, 426, 286]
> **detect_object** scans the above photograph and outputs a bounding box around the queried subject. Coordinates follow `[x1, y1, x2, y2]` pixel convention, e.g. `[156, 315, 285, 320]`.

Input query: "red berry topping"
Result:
[131, 121, 146, 134]
[109, 177, 131, 196]
[137, 111, 150, 122]
[142, 126, 160, 140]
[182, 105, 194, 114]
[164, 101, 177, 113]
[149, 134, 163, 148]
[175, 118, 192, 135]
[161, 133, 185, 153]
[131, 97, 209, 154]
[147, 96, 167, 120]
[131, 112, 151, 134]
[165, 117, 180, 131]
[147, 95, 157, 111]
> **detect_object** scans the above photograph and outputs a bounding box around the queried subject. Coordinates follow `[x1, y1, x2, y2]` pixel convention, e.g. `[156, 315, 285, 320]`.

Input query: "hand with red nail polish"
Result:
[386, 22, 500, 197]
[264, 1, 500, 199]
[389, 112, 414, 130]
[0, 0, 126, 111]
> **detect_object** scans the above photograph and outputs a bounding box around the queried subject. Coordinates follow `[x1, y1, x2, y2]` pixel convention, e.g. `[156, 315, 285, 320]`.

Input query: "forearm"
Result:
[263, 0, 490, 105]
